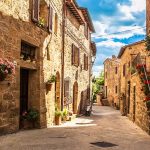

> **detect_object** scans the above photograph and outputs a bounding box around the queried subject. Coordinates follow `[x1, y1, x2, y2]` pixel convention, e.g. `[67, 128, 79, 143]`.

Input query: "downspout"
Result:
[61, 0, 66, 111]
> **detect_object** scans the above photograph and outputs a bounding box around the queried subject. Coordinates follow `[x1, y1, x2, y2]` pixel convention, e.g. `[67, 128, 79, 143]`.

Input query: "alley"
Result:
[0, 106, 150, 150]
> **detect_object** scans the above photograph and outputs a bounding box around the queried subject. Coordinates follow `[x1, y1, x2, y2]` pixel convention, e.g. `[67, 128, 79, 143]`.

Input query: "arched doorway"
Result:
[73, 81, 78, 114]
[55, 72, 61, 110]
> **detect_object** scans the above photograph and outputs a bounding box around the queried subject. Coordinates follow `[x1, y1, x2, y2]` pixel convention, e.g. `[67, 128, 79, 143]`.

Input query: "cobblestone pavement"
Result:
[0, 106, 150, 150]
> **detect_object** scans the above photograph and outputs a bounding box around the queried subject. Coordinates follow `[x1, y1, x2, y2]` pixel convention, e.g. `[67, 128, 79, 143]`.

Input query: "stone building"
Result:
[118, 41, 150, 134]
[104, 55, 120, 108]
[0, 0, 96, 134]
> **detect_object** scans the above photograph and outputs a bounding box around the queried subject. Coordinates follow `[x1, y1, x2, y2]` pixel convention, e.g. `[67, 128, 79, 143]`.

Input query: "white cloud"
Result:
[118, 0, 146, 20]
[96, 39, 124, 48]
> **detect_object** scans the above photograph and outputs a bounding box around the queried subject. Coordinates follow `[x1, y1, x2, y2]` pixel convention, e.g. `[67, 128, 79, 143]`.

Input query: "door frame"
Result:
[73, 81, 78, 114]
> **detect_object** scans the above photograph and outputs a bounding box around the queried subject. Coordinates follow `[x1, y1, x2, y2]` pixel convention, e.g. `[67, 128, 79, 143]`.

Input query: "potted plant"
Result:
[46, 75, 56, 91]
[55, 109, 62, 125]
[21, 108, 39, 129]
[38, 17, 45, 28]
[62, 109, 69, 122]
[0, 58, 15, 81]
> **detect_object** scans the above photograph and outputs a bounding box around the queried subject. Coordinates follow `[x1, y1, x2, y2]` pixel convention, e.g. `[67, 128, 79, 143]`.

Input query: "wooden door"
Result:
[20, 69, 29, 128]
[55, 72, 61, 110]
[73, 82, 78, 114]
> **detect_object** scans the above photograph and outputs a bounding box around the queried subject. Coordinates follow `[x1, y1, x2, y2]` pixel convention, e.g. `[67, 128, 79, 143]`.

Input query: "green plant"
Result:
[129, 66, 136, 74]
[27, 109, 39, 121]
[62, 109, 68, 117]
[47, 75, 56, 84]
[38, 17, 45, 27]
[55, 110, 62, 117]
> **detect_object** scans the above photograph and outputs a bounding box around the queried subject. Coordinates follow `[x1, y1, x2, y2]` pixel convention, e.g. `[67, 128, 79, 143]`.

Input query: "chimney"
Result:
[146, 0, 150, 35]
[112, 55, 116, 59]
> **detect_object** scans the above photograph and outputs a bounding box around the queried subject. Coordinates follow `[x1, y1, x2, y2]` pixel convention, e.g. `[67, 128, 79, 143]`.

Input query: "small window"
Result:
[84, 23, 88, 39]
[115, 67, 118, 74]
[72, 44, 79, 67]
[48, 6, 53, 32]
[21, 41, 36, 61]
[54, 13, 58, 34]
[123, 64, 126, 76]
[84, 54, 88, 70]
[115, 86, 118, 94]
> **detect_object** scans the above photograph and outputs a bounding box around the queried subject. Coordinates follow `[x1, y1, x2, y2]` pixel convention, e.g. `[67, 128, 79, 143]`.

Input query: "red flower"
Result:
[144, 97, 150, 102]
[144, 80, 150, 84]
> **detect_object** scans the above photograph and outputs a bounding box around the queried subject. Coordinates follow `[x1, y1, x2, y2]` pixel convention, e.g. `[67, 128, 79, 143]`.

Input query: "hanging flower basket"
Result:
[136, 64, 146, 69]
[0, 58, 15, 81]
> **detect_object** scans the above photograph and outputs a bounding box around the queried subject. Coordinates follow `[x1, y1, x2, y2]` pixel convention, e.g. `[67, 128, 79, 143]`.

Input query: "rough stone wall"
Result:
[0, 0, 63, 133]
[104, 57, 120, 108]
[43, 0, 63, 126]
[64, 8, 92, 113]
[146, 0, 150, 35]
[119, 41, 150, 134]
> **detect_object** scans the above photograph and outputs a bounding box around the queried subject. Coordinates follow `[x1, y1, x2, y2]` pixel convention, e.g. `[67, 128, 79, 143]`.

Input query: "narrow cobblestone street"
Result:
[0, 106, 150, 150]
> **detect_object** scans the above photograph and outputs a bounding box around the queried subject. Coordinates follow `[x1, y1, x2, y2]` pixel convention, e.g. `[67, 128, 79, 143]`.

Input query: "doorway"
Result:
[133, 86, 136, 122]
[55, 72, 61, 110]
[20, 69, 29, 128]
[73, 82, 78, 114]
[127, 81, 131, 114]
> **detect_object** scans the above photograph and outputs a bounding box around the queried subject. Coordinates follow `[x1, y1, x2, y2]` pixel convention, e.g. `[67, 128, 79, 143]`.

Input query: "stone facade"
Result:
[118, 41, 150, 134]
[104, 56, 120, 108]
[146, 0, 150, 35]
[0, 0, 95, 134]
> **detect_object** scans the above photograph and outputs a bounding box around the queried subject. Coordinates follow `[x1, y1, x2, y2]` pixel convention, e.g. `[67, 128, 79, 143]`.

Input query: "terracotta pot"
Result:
[46, 83, 52, 91]
[55, 116, 61, 125]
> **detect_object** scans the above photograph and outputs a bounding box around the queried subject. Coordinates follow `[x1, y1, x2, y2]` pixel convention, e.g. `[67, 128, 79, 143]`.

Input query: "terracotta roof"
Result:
[91, 42, 97, 56]
[118, 40, 145, 58]
[80, 7, 95, 33]
[66, 0, 95, 32]
[66, 0, 84, 25]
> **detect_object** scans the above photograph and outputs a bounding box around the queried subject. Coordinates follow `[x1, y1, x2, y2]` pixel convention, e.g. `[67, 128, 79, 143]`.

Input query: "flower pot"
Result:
[46, 83, 52, 91]
[55, 116, 61, 125]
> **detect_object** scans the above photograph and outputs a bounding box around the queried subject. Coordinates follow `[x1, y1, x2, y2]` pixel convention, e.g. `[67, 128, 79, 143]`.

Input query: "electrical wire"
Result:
[95, 26, 146, 37]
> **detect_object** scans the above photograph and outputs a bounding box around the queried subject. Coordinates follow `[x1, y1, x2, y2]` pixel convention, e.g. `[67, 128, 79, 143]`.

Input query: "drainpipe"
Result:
[61, 0, 66, 111]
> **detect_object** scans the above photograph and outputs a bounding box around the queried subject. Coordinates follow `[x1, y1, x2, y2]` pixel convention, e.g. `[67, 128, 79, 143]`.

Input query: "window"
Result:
[115, 67, 118, 74]
[32, 0, 53, 32]
[32, 0, 40, 22]
[48, 6, 53, 32]
[21, 41, 36, 61]
[64, 80, 70, 98]
[54, 13, 58, 34]
[115, 86, 118, 94]
[84, 54, 88, 70]
[123, 64, 126, 76]
[72, 44, 80, 67]
[84, 23, 88, 39]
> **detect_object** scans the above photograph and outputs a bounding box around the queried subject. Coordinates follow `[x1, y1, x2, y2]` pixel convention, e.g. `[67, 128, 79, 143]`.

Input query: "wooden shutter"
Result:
[78, 49, 80, 66]
[64, 80, 69, 98]
[86, 56, 88, 70]
[32, 0, 40, 22]
[48, 6, 53, 32]
[84, 54, 86, 70]
[72, 44, 75, 65]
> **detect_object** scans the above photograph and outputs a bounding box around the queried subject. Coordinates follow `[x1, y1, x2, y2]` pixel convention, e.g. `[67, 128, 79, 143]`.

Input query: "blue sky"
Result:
[77, 0, 146, 77]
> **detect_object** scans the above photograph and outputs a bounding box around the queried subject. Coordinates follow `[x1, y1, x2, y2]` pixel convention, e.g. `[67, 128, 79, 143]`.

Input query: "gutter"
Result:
[61, 0, 66, 111]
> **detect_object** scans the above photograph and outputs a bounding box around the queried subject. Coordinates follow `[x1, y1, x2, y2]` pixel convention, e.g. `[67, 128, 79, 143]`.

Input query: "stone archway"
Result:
[73, 81, 78, 114]
[55, 72, 61, 110]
